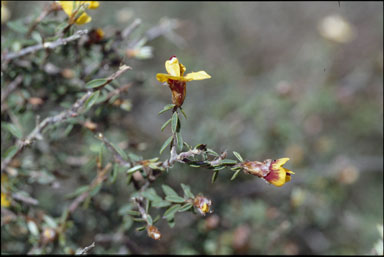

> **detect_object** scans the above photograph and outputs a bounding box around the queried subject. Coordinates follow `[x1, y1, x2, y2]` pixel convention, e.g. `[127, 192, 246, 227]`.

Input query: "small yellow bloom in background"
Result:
[193, 195, 212, 215]
[156, 56, 211, 107]
[1, 192, 11, 207]
[242, 158, 294, 187]
[58, 1, 99, 25]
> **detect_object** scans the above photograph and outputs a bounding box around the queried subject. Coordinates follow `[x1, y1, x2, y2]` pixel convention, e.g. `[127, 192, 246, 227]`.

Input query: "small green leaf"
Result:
[231, 170, 241, 181]
[220, 159, 238, 165]
[136, 226, 147, 231]
[85, 78, 108, 89]
[152, 200, 171, 208]
[142, 188, 162, 202]
[180, 108, 188, 119]
[161, 118, 172, 131]
[132, 217, 146, 222]
[7, 20, 28, 34]
[162, 185, 178, 197]
[2, 145, 18, 160]
[84, 91, 100, 111]
[127, 165, 143, 174]
[110, 142, 128, 160]
[165, 195, 186, 203]
[176, 132, 183, 151]
[178, 203, 193, 212]
[206, 148, 219, 157]
[211, 170, 219, 184]
[181, 183, 194, 199]
[159, 136, 173, 154]
[171, 112, 178, 134]
[233, 151, 244, 162]
[126, 210, 141, 216]
[2, 122, 23, 139]
[158, 104, 175, 114]
[163, 204, 181, 220]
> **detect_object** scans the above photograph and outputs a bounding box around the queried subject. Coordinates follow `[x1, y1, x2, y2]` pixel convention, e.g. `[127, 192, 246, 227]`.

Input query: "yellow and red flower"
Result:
[241, 158, 294, 187]
[156, 56, 211, 107]
[58, 1, 99, 25]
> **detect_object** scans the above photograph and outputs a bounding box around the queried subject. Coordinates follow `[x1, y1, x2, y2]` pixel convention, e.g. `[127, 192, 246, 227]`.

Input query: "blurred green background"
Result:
[1, 1, 383, 254]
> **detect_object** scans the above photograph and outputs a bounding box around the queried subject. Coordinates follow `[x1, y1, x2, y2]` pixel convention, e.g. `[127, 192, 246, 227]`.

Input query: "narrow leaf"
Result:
[84, 91, 100, 111]
[211, 170, 219, 184]
[176, 132, 183, 151]
[127, 165, 143, 174]
[85, 78, 108, 89]
[161, 118, 172, 131]
[180, 108, 188, 119]
[231, 170, 241, 181]
[162, 185, 178, 197]
[163, 204, 181, 220]
[181, 183, 194, 199]
[171, 111, 178, 134]
[158, 104, 175, 114]
[233, 151, 244, 162]
[165, 195, 186, 203]
[2, 122, 23, 139]
[110, 142, 128, 160]
[178, 203, 193, 212]
[159, 136, 173, 154]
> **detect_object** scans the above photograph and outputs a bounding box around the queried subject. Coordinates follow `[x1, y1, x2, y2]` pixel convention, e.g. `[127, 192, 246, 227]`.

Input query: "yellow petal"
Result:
[265, 168, 287, 187]
[272, 157, 290, 169]
[58, 1, 75, 17]
[86, 1, 99, 9]
[180, 62, 186, 76]
[75, 12, 91, 25]
[156, 73, 183, 83]
[184, 71, 211, 81]
[1, 192, 10, 207]
[165, 57, 181, 77]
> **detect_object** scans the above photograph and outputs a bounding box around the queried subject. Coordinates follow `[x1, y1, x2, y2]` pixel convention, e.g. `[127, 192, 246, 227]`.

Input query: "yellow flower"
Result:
[156, 56, 211, 107]
[58, 1, 99, 25]
[242, 158, 294, 187]
[1, 192, 11, 207]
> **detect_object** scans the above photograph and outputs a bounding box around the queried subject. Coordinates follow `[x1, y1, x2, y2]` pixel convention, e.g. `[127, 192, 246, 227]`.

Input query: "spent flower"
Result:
[147, 225, 161, 240]
[156, 56, 211, 107]
[241, 158, 294, 187]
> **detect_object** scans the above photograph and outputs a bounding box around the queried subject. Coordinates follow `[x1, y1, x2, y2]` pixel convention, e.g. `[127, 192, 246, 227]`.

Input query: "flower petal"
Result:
[272, 157, 290, 169]
[180, 63, 186, 76]
[264, 168, 287, 187]
[165, 57, 181, 77]
[58, 1, 75, 17]
[86, 1, 99, 9]
[156, 73, 183, 83]
[75, 12, 92, 25]
[184, 71, 211, 81]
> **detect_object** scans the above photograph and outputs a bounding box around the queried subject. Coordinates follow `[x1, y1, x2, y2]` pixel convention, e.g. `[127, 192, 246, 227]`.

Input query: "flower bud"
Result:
[193, 195, 212, 216]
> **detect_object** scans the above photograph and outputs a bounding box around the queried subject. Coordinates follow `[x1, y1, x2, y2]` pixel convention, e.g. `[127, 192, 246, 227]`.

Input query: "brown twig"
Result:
[1, 65, 131, 173]
[2, 30, 88, 62]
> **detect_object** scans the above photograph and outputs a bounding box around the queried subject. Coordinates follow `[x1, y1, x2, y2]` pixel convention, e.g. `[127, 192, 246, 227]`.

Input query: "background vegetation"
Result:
[1, 1, 383, 254]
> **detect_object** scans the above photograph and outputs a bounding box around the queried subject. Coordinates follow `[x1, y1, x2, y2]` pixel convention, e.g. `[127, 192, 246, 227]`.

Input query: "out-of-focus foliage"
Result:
[1, 1, 383, 255]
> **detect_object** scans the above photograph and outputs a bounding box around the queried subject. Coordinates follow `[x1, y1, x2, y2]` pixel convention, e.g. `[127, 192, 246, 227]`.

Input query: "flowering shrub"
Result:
[1, 1, 382, 255]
